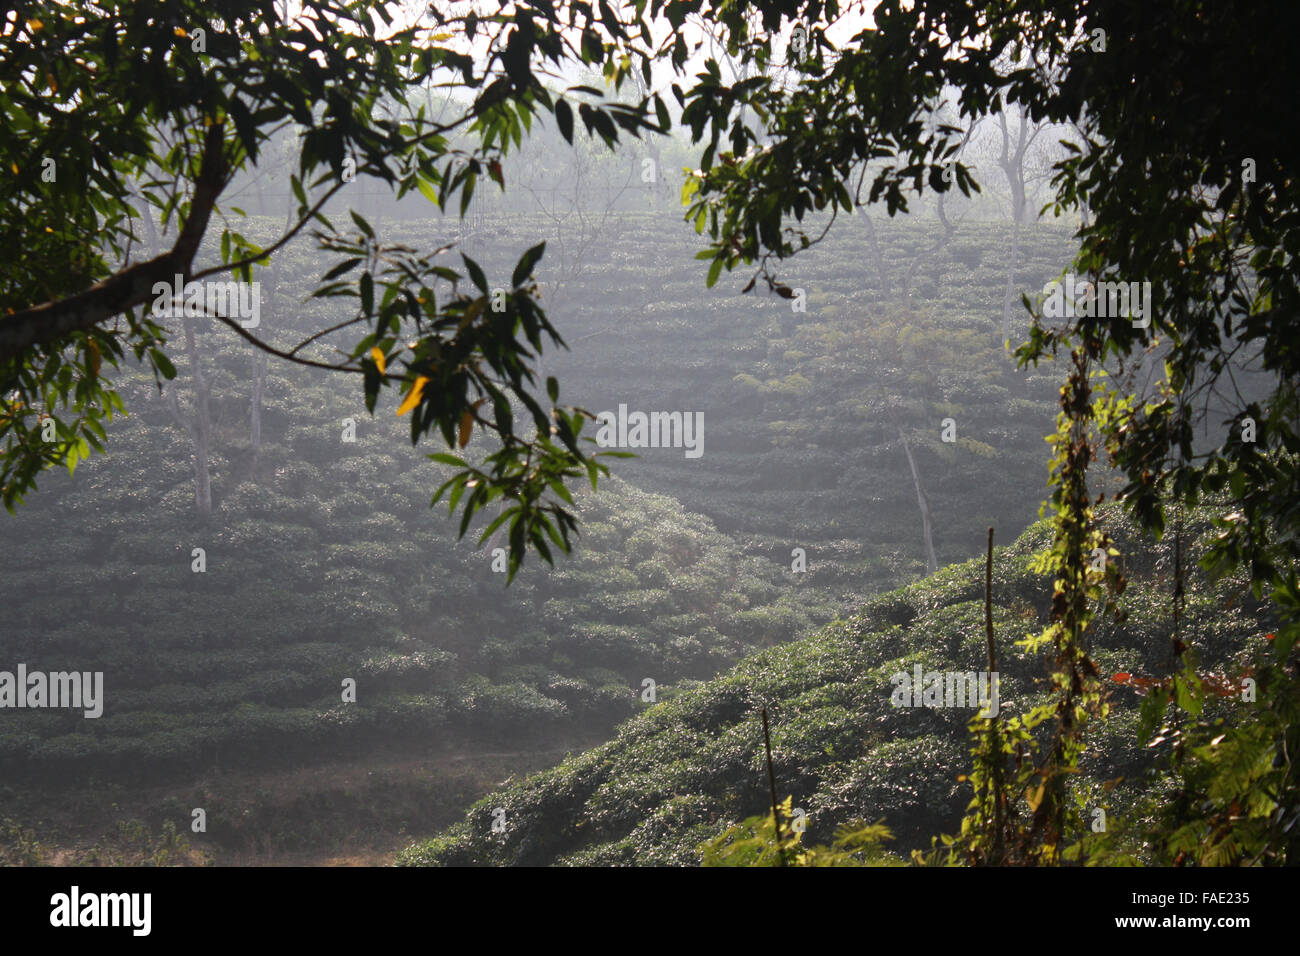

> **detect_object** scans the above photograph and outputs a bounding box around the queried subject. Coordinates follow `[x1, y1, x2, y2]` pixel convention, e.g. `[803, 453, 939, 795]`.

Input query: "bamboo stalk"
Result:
[986, 527, 1006, 863]
[761, 706, 786, 866]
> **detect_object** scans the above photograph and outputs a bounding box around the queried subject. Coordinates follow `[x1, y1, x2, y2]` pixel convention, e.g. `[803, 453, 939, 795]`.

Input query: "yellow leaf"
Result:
[396, 376, 428, 416]
[174, 27, 188, 37]
[28, 19, 43, 32]
[369, 347, 386, 375]
[10, 163, 18, 175]
[87, 340, 101, 377]
[47, 72, 57, 93]
[458, 409, 474, 447]
[1025, 783, 1046, 813]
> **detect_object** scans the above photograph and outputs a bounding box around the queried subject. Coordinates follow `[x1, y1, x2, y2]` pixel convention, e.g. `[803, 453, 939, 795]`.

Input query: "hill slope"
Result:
[397, 506, 1271, 866]
[1, 212, 1070, 785]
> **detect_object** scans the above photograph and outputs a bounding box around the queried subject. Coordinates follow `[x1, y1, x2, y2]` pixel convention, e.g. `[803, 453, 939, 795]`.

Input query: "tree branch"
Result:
[207, 311, 365, 374]
[0, 122, 230, 365]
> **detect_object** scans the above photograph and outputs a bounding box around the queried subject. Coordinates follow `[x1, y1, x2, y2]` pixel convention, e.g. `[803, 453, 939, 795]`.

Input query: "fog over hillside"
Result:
[1, 4, 1293, 925]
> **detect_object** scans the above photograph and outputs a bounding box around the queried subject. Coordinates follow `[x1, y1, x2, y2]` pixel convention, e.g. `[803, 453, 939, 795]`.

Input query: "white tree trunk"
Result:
[1001, 214, 1023, 348]
[164, 319, 213, 517]
[862, 214, 891, 301]
[250, 349, 266, 452]
[899, 427, 939, 575]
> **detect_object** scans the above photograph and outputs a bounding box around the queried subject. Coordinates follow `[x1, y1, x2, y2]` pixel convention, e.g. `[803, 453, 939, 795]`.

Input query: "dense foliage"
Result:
[398, 506, 1272, 866]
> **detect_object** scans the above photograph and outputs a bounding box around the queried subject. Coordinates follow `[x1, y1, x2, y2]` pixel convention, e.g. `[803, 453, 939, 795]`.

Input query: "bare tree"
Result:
[161, 317, 214, 517]
[898, 426, 939, 575]
[901, 109, 979, 306]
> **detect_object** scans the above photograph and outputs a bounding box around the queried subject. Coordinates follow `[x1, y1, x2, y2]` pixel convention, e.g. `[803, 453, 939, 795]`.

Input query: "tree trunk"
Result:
[139, 194, 161, 259]
[899, 427, 939, 575]
[164, 318, 213, 517]
[1001, 214, 1023, 348]
[996, 108, 1041, 347]
[862, 213, 892, 301]
[250, 349, 266, 452]
[193, 407, 212, 516]
[902, 191, 958, 307]
[251, 253, 286, 453]
[187, 319, 213, 516]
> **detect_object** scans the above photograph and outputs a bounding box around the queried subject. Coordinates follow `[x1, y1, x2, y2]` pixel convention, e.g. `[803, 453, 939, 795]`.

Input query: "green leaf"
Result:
[360, 272, 374, 316]
[1229, 468, 1247, 500]
[322, 257, 363, 281]
[553, 98, 575, 145]
[654, 94, 670, 132]
[512, 242, 546, 287]
[416, 175, 440, 205]
[349, 210, 374, 239]
[706, 257, 723, 288]
[462, 254, 489, 293]
[151, 350, 176, 380]
[478, 507, 515, 545]
[458, 172, 477, 218]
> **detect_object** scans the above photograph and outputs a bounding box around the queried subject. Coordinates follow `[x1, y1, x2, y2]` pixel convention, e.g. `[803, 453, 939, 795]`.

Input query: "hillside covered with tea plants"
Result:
[4, 0, 1294, 880]
[1, 211, 1076, 785]
[397, 506, 1273, 866]
[1, 207, 1090, 861]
